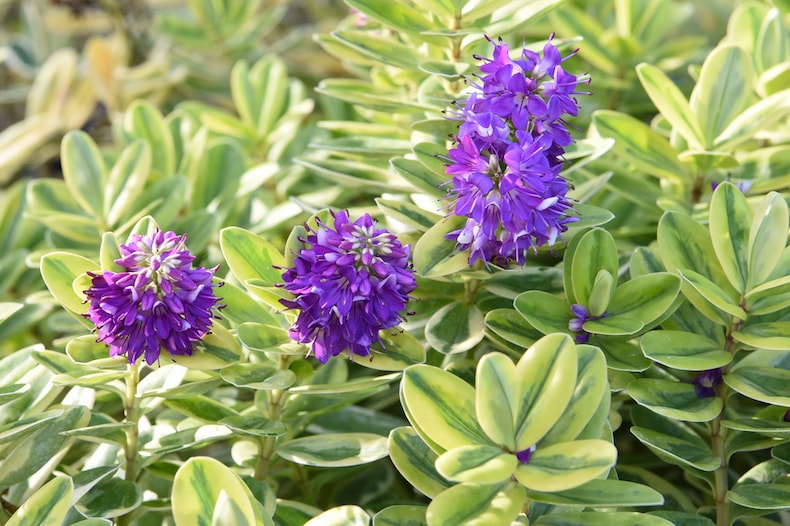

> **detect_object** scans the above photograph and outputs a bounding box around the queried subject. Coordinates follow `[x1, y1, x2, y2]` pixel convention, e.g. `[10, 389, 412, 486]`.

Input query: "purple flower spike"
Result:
[783, 409, 790, 423]
[568, 303, 606, 343]
[85, 230, 222, 366]
[444, 35, 587, 267]
[692, 369, 723, 398]
[279, 211, 417, 363]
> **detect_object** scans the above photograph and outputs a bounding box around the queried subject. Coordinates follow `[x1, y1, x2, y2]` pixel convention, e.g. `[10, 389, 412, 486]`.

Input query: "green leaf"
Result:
[0, 383, 30, 404]
[535, 512, 673, 525]
[570, 228, 619, 308]
[165, 395, 239, 422]
[734, 322, 790, 350]
[729, 483, 790, 510]
[6, 476, 72, 526]
[304, 506, 370, 526]
[476, 353, 518, 449]
[388, 426, 451, 499]
[365, 329, 426, 371]
[426, 482, 524, 526]
[628, 379, 723, 422]
[0, 405, 90, 487]
[231, 56, 287, 137]
[425, 301, 485, 354]
[330, 30, 423, 70]
[375, 198, 442, 231]
[372, 505, 427, 526]
[588, 270, 614, 318]
[412, 216, 470, 278]
[514, 334, 577, 451]
[219, 415, 286, 438]
[691, 45, 754, 147]
[60, 130, 107, 218]
[401, 365, 490, 451]
[540, 346, 609, 444]
[608, 272, 681, 327]
[678, 269, 746, 319]
[526, 479, 664, 507]
[592, 111, 688, 183]
[40, 252, 98, 315]
[220, 363, 296, 390]
[514, 439, 617, 492]
[436, 445, 516, 484]
[76, 478, 143, 519]
[484, 308, 542, 348]
[65, 335, 127, 369]
[220, 227, 285, 286]
[344, 0, 438, 39]
[237, 323, 291, 353]
[389, 157, 446, 198]
[121, 100, 175, 177]
[583, 316, 644, 336]
[709, 182, 752, 292]
[714, 89, 790, 150]
[158, 322, 243, 370]
[636, 63, 705, 150]
[726, 351, 790, 405]
[172, 457, 259, 526]
[747, 192, 789, 290]
[104, 140, 151, 226]
[277, 433, 388, 467]
[192, 140, 247, 211]
[514, 291, 572, 336]
[640, 331, 731, 371]
[630, 406, 718, 471]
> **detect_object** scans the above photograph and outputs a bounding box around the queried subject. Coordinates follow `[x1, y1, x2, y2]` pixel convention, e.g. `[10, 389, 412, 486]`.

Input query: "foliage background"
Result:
[2, 0, 790, 525]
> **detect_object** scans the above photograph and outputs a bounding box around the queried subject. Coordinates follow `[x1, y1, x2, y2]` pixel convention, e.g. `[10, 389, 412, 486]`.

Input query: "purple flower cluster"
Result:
[279, 211, 417, 363]
[85, 231, 221, 365]
[445, 36, 586, 266]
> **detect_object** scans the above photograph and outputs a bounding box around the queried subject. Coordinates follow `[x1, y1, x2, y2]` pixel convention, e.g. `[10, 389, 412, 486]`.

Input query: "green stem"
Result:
[254, 355, 292, 480]
[712, 318, 743, 526]
[117, 362, 141, 526]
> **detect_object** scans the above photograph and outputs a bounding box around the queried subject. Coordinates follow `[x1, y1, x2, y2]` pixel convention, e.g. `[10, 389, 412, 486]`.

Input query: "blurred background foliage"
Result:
[4, 0, 790, 524]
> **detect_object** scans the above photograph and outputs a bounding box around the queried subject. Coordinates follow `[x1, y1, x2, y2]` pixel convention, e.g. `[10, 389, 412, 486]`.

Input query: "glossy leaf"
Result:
[540, 346, 609, 444]
[476, 352, 518, 449]
[678, 269, 746, 319]
[691, 45, 753, 146]
[372, 505, 427, 526]
[592, 111, 687, 183]
[628, 379, 723, 422]
[304, 506, 369, 526]
[60, 130, 107, 217]
[734, 322, 790, 350]
[637, 63, 705, 149]
[40, 252, 98, 315]
[607, 272, 681, 327]
[514, 439, 617, 492]
[6, 476, 72, 526]
[513, 333, 577, 450]
[388, 426, 451, 499]
[709, 182, 752, 292]
[570, 228, 619, 308]
[526, 479, 664, 507]
[412, 216, 469, 278]
[172, 457, 259, 526]
[535, 512, 673, 525]
[640, 331, 731, 371]
[514, 290, 572, 336]
[630, 407, 718, 471]
[747, 191, 789, 290]
[435, 445, 517, 484]
[425, 301, 485, 354]
[220, 227, 285, 286]
[401, 365, 490, 451]
[276, 433, 388, 467]
[426, 482, 524, 526]
[76, 478, 143, 519]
